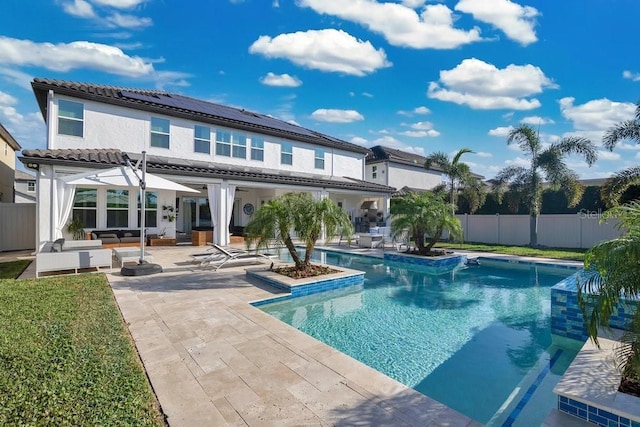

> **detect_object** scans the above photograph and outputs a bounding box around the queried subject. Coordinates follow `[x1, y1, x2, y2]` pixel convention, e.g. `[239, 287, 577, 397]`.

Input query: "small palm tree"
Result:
[390, 192, 463, 255]
[601, 100, 640, 206]
[578, 201, 640, 383]
[424, 148, 485, 214]
[492, 124, 597, 246]
[245, 192, 353, 272]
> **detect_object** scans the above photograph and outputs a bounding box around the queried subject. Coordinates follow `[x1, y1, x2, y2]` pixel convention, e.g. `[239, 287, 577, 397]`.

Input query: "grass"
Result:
[434, 242, 587, 261]
[0, 274, 165, 426]
[0, 260, 31, 279]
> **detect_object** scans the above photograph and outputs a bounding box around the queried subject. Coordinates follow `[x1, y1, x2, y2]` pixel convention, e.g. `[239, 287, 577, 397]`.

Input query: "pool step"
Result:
[542, 409, 595, 426]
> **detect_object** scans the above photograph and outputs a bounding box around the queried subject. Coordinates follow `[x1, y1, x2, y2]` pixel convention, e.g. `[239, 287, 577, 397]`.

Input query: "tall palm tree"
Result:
[424, 148, 485, 214]
[390, 191, 463, 254]
[492, 124, 597, 246]
[601, 100, 640, 206]
[578, 201, 640, 382]
[244, 192, 353, 272]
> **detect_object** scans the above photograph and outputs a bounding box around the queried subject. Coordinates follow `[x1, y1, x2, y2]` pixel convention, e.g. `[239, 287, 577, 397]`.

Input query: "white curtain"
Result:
[207, 182, 220, 232]
[55, 179, 76, 239]
[226, 184, 236, 229]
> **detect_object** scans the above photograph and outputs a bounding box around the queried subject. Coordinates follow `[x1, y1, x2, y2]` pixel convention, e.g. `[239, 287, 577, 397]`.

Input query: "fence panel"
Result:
[0, 203, 36, 251]
[456, 214, 623, 249]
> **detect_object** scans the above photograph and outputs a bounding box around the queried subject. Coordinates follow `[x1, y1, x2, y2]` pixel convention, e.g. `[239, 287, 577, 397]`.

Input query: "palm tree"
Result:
[601, 100, 640, 206]
[244, 192, 353, 272]
[492, 124, 597, 246]
[390, 192, 463, 255]
[578, 201, 640, 383]
[424, 148, 485, 214]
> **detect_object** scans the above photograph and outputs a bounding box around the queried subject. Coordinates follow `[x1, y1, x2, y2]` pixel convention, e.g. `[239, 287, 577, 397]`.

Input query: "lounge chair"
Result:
[189, 244, 273, 271]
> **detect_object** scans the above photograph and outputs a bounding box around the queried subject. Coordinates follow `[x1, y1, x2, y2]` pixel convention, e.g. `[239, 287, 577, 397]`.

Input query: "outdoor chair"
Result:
[189, 244, 273, 271]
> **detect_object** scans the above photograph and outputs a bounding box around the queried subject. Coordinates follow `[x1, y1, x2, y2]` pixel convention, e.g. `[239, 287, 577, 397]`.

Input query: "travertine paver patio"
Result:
[107, 246, 481, 426]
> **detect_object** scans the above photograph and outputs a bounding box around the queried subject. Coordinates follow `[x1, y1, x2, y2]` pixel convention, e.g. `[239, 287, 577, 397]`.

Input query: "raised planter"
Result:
[554, 330, 640, 427]
[383, 251, 467, 271]
[247, 265, 365, 303]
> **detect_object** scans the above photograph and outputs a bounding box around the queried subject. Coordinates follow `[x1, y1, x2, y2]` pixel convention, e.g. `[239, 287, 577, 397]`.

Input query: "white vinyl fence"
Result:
[0, 203, 36, 251]
[456, 213, 622, 249]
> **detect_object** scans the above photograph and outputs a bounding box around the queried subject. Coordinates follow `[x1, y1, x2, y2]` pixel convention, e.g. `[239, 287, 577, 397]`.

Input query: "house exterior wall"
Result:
[48, 94, 364, 180]
[387, 163, 443, 191]
[14, 179, 36, 203]
[0, 136, 17, 202]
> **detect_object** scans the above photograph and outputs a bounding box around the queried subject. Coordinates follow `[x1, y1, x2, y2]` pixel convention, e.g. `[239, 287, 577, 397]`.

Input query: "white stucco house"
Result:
[14, 170, 36, 203]
[20, 78, 395, 247]
[0, 122, 22, 203]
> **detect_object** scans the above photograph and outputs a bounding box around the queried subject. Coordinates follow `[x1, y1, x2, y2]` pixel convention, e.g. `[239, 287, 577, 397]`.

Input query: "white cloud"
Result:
[372, 135, 427, 155]
[62, 0, 96, 18]
[0, 90, 17, 106]
[488, 125, 514, 136]
[410, 121, 435, 130]
[521, 115, 554, 125]
[297, 0, 482, 49]
[414, 106, 431, 114]
[91, 0, 149, 8]
[401, 0, 426, 8]
[623, 70, 640, 82]
[475, 151, 492, 157]
[427, 58, 555, 110]
[559, 97, 636, 132]
[455, 0, 539, 45]
[362, 92, 374, 98]
[505, 156, 530, 168]
[400, 129, 440, 137]
[105, 12, 152, 29]
[0, 36, 154, 77]
[311, 108, 364, 123]
[0, 67, 32, 90]
[350, 136, 369, 146]
[260, 72, 302, 87]
[249, 29, 391, 76]
[598, 150, 621, 161]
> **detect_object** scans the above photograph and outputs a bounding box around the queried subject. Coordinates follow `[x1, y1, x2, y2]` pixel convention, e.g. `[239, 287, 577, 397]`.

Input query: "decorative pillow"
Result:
[99, 233, 118, 239]
[123, 232, 133, 237]
[91, 232, 98, 240]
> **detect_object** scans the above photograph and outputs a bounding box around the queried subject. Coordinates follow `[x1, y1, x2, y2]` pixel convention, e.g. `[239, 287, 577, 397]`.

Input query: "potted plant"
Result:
[66, 217, 85, 240]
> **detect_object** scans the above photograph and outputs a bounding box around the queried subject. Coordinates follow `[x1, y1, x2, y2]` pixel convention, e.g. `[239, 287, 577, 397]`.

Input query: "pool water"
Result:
[258, 250, 583, 426]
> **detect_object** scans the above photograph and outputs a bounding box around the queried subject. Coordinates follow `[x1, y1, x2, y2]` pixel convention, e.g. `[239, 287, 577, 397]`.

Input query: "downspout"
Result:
[48, 90, 55, 241]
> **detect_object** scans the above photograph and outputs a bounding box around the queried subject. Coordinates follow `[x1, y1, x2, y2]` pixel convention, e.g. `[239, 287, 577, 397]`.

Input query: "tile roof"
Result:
[366, 145, 484, 179]
[0, 123, 21, 151]
[14, 170, 35, 181]
[20, 148, 395, 193]
[31, 78, 369, 155]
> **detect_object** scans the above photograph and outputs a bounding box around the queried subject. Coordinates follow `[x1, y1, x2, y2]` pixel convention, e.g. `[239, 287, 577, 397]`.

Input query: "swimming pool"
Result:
[257, 250, 583, 426]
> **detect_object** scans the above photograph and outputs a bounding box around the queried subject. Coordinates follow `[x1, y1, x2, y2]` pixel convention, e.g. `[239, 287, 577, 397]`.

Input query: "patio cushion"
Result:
[51, 238, 65, 252]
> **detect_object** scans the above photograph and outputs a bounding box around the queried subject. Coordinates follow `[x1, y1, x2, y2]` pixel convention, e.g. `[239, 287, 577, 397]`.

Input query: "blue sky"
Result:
[0, 0, 638, 179]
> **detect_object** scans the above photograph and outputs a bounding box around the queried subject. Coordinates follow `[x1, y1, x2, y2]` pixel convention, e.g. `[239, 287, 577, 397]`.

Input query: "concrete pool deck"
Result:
[7, 244, 584, 426]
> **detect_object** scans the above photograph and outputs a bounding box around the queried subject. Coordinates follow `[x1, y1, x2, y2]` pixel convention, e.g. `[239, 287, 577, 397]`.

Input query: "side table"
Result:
[148, 237, 177, 246]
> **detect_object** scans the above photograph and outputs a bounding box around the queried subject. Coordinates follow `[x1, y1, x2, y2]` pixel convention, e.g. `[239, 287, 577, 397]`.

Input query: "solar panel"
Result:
[121, 90, 318, 138]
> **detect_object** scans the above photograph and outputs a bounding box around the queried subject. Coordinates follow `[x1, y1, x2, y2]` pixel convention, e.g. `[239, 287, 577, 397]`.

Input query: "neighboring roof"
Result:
[14, 170, 35, 181]
[0, 123, 21, 151]
[31, 78, 370, 155]
[366, 145, 484, 179]
[19, 148, 395, 194]
[392, 186, 430, 197]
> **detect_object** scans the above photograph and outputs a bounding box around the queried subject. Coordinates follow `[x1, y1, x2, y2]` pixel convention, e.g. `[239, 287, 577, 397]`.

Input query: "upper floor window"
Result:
[72, 188, 97, 228]
[27, 182, 35, 192]
[107, 189, 129, 228]
[372, 165, 377, 179]
[251, 137, 264, 161]
[281, 142, 293, 165]
[216, 130, 246, 158]
[194, 125, 210, 154]
[4, 142, 7, 156]
[314, 148, 325, 169]
[215, 130, 231, 156]
[58, 99, 84, 137]
[150, 117, 170, 149]
[231, 133, 246, 159]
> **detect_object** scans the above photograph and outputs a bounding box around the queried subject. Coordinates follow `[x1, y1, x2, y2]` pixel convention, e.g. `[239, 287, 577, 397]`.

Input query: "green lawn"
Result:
[434, 242, 587, 261]
[0, 274, 165, 426]
[0, 260, 31, 279]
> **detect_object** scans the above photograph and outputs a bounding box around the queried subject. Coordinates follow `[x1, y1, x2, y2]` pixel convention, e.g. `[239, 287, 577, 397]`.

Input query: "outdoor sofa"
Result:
[88, 229, 142, 247]
[36, 238, 112, 278]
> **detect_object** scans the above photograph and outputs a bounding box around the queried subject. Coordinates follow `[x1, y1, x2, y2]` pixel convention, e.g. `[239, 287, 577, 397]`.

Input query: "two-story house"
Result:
[20, 78, 394, 247]
[0, 123, 22, 202]
[14, 170, 36, 203]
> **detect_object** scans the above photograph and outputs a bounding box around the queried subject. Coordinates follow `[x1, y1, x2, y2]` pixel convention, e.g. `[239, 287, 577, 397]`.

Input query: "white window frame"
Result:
[106, 189, 129, 228]
[314, 148, 325, 169]
[72, 187, 97, 229]
[194, 125, 211, 154]
[250, 137, 264, 161]
[215, 130, 231, 157]
[58, 99, 84, 137]
[150, 117, 170, 149]
[281, 142, 293, 165]
[231, 133, 247, 159]
[27, 182, 35, 192]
